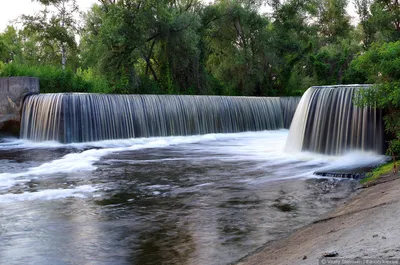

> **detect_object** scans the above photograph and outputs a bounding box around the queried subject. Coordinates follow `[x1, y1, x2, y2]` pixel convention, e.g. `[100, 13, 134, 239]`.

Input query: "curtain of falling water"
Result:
[285, 85, 384, 155]
[20, 94, 300, 143]
[280, 97, 301, 129]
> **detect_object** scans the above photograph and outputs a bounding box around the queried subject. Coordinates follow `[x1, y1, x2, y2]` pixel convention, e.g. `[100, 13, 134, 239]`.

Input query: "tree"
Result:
[318, 0, 352, 44]
[81, 0, 204, 94]
[352, 41, 400, 156]
[312, 31, 362, 84]
[21, 0, 79, 70]
[0, 26, 23, 64]
[353, 0, 375, 48]
[202, 0, 275, 96]
[369, 0, 400, 41]
[266, 0, 320, 94]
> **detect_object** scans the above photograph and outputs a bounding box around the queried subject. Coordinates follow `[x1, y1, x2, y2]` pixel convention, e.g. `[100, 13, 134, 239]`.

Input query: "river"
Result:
[0, 130, 386, 265]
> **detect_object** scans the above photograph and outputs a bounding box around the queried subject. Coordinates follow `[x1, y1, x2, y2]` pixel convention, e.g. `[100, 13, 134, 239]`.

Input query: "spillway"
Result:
[21, 94, 300, 143]
[285, 85, 384, 155]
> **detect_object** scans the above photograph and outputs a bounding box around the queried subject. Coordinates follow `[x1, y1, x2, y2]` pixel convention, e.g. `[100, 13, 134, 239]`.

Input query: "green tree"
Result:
[203, 0, 275, 95]
[312, 31, 362, 84]
[353, 0, 375, 48]
[318, 0, 352, 44]
[351, 41, 400, 156]
[267, 0, 320, 94]
[21, 0, 79, 70]
[369, 0, 400, 41]
[0, 26, 23, 64]
[81, 0, 204, 94]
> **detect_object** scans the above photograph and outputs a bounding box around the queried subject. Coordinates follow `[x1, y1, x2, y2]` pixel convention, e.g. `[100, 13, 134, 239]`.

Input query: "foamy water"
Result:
[0, 130, 387, 202]
[0, 130, 389, 265]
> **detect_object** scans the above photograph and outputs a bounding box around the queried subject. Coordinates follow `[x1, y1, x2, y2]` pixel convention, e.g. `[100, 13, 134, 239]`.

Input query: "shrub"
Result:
[351, 41, 400, 157]
[0, 63, 110, 93]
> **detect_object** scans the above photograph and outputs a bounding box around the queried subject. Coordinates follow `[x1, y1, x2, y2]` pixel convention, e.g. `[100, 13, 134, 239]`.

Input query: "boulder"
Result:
[0, 77, 40, 135]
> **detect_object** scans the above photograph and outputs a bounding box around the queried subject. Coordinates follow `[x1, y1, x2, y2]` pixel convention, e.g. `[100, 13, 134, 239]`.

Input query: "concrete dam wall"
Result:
[0, 77, 40, 135]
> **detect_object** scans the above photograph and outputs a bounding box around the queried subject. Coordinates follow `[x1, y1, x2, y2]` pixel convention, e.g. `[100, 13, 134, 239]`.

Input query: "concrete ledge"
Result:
[0, 77, 40, 135]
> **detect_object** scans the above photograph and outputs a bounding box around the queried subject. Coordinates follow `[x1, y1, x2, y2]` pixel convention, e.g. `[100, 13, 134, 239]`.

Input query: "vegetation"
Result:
[360, 162, 396, 184]
[1, 0, 400, 154]
[0, 0, 391, 95]
[352, 41, 400, 157]
[0, 63, 110, 93]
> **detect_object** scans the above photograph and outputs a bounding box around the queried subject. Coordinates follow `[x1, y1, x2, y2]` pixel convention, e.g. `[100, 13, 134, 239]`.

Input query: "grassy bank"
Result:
[360, 162, 396, 184]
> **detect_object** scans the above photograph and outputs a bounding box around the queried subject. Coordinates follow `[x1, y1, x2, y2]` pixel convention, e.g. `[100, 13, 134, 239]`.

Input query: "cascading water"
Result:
[285, 85, 384, 155]
[3, 88, 389, 265]
[280, 97, 300, 129]
[21, 94, 300, 143]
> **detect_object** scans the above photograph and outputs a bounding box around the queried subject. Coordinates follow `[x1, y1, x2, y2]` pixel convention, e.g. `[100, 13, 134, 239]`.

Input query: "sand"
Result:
[236, 173, 400, 265]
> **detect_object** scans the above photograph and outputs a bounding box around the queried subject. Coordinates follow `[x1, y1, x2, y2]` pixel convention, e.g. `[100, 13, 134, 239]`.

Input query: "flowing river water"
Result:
[0, 130, 386, 265]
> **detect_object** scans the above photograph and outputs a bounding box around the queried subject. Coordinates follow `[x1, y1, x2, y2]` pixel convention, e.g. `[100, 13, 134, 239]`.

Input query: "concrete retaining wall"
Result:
[0, 77, 40, 135]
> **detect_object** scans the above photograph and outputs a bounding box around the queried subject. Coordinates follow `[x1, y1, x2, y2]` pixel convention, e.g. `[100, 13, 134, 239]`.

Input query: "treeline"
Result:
[0, 0, 399, 96]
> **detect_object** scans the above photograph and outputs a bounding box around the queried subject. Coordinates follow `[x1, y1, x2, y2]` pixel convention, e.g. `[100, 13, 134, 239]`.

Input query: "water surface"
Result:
[0, 131, 386, 265]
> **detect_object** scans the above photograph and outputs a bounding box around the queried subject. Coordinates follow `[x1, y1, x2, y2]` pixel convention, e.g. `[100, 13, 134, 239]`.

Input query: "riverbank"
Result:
[237, 172, 400, 265]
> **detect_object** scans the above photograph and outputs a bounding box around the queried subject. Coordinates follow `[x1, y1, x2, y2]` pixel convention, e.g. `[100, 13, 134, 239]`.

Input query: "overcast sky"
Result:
[0, 0, 358, 32]
[0, 0, 97, 31]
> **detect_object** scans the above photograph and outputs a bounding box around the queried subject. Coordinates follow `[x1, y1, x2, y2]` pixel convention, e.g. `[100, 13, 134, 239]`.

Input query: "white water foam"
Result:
[0, 130, 388, 202]
[0, 133, 242, 190]
[0, 185, 97, 203]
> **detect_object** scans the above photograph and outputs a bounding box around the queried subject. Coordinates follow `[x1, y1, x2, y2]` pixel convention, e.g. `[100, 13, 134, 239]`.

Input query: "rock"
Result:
[0, 77, 39, 135]
[382, 236, 387, 239]
[322, 251, 339, 257]
[373, 234, 379, 238]
[272, 202, 297, 212]
[302, 256, 307, 260]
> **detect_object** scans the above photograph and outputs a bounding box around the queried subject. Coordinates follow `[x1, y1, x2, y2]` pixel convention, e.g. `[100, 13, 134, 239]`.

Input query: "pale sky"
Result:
[0, 0, 358, 32]
[0, 0, 97, 31]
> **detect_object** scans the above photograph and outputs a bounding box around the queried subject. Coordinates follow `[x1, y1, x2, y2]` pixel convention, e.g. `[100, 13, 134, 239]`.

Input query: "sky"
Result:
[0, 0, 97, 31]
[0, 0, 358, 32]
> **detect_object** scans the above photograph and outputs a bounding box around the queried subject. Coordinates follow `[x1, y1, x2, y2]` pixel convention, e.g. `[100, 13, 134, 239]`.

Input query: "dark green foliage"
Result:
[352, 41, 400, 156]
[0, 0, 399, 101]
[347, 41, 400, 86]
[312, 37, 361, 85]
[21, 0, 79, 70]
[2, 0, 400, 156]
[0, 63, 110, 93]
[1, 0, 359, 96]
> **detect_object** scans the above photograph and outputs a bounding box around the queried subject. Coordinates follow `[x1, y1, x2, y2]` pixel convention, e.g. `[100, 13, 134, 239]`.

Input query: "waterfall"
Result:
[21, 94, 300, 143]
[285, 85, 384, 155]
[280, 97, 301, 129]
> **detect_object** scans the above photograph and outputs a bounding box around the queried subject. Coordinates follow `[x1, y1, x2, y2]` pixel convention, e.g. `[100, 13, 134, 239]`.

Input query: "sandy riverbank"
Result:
[237, 173, 400, 265]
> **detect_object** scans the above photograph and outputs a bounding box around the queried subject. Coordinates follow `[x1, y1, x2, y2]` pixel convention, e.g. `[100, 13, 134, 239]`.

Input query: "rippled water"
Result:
[0, 131, 387, 265]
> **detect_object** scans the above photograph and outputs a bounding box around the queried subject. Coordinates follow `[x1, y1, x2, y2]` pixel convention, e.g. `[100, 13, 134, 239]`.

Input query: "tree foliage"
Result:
[0, 0, 397, 99]
[21, 0, 79, 69]
[352, 41, 400, 156]
[2, 0, 400, 156]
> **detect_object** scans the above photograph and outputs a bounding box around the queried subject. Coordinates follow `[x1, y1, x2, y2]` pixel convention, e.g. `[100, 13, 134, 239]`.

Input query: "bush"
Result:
[351, 41, 400, 157]
[0, 63, 110, 93]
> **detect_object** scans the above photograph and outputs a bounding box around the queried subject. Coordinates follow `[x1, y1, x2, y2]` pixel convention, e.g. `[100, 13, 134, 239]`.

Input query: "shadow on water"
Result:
[130, 217, 195, 265]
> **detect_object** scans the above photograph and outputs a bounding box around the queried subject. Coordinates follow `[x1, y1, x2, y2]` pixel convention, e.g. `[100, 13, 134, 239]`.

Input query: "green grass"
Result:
[360, 162, 396, 184]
